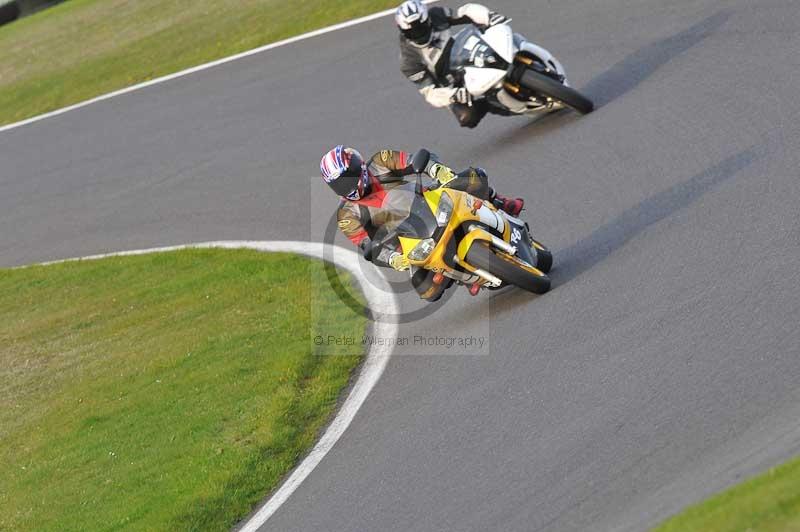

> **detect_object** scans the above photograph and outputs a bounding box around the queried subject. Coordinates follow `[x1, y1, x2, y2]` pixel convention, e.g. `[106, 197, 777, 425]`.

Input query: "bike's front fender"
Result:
[455, 227, 495, 273]
[482, 23, 515, 62]
[516, 39, 568, 82]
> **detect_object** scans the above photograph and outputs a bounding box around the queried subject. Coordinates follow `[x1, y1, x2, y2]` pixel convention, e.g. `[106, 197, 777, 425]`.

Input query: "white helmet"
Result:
[395, 1, 432, 46]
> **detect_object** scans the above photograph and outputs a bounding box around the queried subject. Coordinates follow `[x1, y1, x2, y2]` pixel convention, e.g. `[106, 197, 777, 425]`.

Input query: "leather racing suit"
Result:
[399, 3, 512, 128]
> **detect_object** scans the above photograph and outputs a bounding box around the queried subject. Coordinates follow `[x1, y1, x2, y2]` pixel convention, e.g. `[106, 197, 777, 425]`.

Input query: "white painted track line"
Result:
[0, 1, 438, 134]
[28, 240, 398, 531]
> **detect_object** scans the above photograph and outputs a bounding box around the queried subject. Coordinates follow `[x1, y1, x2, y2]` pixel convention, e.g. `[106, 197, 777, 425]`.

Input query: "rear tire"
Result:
[466, 242, 550, 294]
[519, 69, 594, 114]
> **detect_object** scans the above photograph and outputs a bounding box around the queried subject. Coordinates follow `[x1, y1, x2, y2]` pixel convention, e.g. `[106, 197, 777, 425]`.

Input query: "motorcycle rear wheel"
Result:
[519, 69, 594, 114]
[466, 242, 551, 294]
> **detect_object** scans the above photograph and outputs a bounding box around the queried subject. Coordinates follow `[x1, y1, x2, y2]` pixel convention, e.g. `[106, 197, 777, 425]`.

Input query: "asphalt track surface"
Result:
[2, 0, 799, 530]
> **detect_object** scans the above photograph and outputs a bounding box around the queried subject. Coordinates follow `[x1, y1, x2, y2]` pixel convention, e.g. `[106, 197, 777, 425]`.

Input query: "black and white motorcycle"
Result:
[448, 22, 593, 115]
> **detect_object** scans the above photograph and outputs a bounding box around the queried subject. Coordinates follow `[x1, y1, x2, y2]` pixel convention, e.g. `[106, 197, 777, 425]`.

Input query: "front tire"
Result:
[465, 242, 551, 294]
[519, 69, 594, 115]
[412, 269, 451, 302]
[530, 238, 552, 274]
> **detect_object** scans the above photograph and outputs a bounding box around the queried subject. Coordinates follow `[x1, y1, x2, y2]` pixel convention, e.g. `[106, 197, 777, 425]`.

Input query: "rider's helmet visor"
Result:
[403, 20, 432, 45]
[342, 165, 369, 201]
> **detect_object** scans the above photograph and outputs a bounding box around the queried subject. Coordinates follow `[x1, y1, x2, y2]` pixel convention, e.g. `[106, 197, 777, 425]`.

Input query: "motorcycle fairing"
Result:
[448, 26, 510, 74]
[504, 216, 539, 267]
[369, 183, 437, 240]
[448, 25, 518, 98]
[383, 183, 547, 289]
[481, 24, 515, 63]
[464, 67, 506, 97]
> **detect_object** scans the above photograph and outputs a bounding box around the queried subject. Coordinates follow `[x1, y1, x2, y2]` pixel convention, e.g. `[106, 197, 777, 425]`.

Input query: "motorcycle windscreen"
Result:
[448, 26, 510, 73]
[373, 185, 438, 240]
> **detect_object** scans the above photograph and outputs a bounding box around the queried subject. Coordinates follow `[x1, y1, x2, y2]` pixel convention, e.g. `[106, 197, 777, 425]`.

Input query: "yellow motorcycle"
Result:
[370, 152, 552, 300]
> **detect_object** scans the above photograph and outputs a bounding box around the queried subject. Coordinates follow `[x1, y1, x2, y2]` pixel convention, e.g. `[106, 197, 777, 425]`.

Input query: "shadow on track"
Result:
[465, 108, 580, 162]
[552, 146, 760, 285]
[582, 9, 732, 108]
[480, 146, 760, 319]
[465, 9, 732, 162]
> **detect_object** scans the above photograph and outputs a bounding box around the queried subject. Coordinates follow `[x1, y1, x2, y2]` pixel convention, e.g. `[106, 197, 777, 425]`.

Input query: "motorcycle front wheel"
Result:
[466, 242, 551, 294]
[530, 238, 553, 274]
[519, 69, 594, 115]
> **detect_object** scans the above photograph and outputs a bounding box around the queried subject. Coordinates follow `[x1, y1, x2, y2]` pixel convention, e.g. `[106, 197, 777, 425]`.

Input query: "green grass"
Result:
[0, 248, 367, 531]
[0, 0, 399, 126]
[654, 457, 800, 532]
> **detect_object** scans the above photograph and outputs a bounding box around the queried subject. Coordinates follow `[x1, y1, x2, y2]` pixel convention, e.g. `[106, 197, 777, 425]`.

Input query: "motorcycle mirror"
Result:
[415, 173, 423, 196]
[411, 149, 430, 174]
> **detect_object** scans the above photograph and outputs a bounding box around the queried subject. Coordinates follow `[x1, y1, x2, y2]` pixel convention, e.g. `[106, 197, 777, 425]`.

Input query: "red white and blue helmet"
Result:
[395, 1, 432, 46]
[320, 145, 370, 201]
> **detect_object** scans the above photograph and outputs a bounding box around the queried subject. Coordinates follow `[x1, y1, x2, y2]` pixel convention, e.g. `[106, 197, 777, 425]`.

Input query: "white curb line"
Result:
[30, 240, 398, 531]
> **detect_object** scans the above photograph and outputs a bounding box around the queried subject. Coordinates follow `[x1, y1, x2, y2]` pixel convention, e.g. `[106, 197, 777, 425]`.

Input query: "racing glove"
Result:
[388, 252, 410, 272]
[451, 87, 472, 105]
[487, 12, 511, 27]
[456, 4, 511, 29]
[427, 162, 457, 186]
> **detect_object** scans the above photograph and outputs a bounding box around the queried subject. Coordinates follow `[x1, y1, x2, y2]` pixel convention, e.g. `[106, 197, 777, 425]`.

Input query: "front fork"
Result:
[502, 45, 570, 110]
[450, 223, 539, 289]
[516, 39, 569, 85]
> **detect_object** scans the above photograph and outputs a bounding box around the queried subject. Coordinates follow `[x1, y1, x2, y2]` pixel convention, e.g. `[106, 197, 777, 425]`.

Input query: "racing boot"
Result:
[492, 193, 525, 217]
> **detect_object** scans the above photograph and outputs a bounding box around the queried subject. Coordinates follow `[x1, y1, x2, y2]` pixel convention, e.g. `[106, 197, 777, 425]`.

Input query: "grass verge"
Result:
[0, 248, 367, 531]
[654, 457, 800, 532]
[0, 0, 400, 127]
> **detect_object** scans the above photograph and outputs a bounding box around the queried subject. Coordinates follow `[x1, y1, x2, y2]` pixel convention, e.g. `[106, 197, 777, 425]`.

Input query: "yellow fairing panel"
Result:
[423, 188, 445, 215]
[456, 228, 494, 263]
[398, 236, 422, 256]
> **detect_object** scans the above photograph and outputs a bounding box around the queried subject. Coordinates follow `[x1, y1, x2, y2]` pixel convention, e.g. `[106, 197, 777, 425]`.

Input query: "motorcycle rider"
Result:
[395, 0, 512, 128]
[320, 145, 524, 301]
